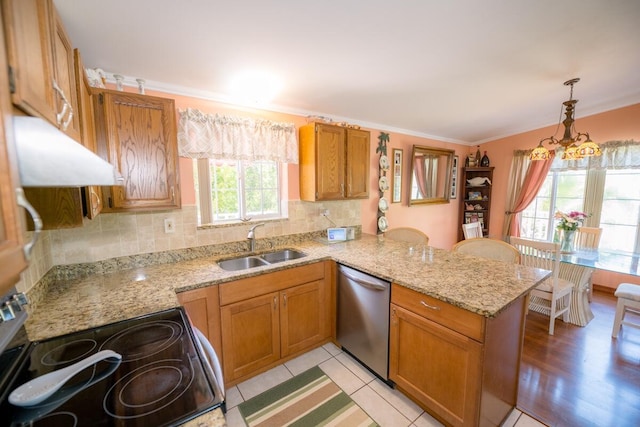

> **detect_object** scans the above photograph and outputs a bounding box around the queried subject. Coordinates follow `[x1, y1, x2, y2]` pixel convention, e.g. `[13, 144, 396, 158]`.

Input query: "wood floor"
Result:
[518, 290, 640, 427]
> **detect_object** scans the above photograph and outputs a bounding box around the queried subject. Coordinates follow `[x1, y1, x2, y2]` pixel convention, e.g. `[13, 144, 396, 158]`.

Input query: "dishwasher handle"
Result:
[340, 268, 388, 291]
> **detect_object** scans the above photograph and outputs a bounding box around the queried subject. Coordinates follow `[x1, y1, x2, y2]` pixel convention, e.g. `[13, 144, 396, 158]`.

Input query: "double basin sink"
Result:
[218, 249, 307, 271]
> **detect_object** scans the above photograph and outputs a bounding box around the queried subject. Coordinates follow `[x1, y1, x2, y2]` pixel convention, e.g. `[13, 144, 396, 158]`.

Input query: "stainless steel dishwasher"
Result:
[337, 264, 391, 382]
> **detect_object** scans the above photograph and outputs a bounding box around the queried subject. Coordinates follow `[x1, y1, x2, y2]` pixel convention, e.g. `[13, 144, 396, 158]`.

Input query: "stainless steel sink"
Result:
[260, 249, 307, 263]
[217, 249, 307, 271]
[218, 256, 269, 271]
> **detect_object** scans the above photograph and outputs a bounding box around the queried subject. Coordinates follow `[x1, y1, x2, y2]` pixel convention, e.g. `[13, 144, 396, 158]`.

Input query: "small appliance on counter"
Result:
[327, 227, 356, 242]
[0, 301, 224, 426]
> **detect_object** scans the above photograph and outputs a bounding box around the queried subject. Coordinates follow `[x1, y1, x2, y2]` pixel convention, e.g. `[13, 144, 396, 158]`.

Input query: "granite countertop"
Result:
[22, 234, 551, 427]
[25, 234, 550, 340]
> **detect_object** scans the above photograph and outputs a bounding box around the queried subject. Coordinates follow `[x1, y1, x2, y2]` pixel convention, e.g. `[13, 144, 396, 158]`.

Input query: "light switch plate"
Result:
[164, 218, 175, 233]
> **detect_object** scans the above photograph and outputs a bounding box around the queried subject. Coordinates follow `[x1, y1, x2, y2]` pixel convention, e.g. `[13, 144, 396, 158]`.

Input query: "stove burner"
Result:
[103, 358, 195, 419]
[99, 321, 183, 362]
[22, 411, 78, 426]
[41, 339, 98, 366]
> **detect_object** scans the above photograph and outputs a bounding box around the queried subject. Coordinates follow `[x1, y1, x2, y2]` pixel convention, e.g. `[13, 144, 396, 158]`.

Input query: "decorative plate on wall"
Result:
[378, 197, 389, 212]
[379, 155, 390, 170]
[378, 176, 389, 191]
[378, 216, 389, 232]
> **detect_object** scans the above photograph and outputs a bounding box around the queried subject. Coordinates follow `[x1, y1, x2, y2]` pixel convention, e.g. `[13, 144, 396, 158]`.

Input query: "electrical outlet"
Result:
[164, 218, 175, 233]
[321, 209, 330, 216]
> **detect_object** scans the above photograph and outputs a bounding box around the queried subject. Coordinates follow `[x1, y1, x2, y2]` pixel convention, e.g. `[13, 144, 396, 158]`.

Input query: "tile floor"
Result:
[223, 343, 547, 427]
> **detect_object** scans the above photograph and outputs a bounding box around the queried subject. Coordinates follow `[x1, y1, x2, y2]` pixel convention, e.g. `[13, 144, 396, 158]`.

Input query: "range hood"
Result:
[13, 116, 123, 187]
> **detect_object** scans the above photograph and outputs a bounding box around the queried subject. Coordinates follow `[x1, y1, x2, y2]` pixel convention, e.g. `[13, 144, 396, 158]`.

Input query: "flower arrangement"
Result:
[555, 210, 589, 232]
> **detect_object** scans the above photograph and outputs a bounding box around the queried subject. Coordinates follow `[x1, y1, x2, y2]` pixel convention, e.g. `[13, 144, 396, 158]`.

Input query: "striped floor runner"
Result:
[238, 366, 378, 427]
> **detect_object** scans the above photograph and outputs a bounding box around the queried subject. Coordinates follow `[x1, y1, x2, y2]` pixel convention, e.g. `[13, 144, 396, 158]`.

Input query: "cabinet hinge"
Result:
[8, 66, 16, 94]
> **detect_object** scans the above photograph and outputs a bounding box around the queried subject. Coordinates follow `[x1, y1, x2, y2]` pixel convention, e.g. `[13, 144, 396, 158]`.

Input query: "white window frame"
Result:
[521, 167, 640, 253]
[194, 158, 284, 225]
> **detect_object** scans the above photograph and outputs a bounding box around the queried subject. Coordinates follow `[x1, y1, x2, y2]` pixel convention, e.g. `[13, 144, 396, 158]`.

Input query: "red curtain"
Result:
[509, 152, 556, 237]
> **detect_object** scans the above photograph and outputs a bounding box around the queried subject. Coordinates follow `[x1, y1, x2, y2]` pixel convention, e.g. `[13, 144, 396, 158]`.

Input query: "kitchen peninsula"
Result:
[22, 234, 550, 426]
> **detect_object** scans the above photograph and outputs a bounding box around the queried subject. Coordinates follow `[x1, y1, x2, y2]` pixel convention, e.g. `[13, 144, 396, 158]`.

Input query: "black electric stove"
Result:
[0, 307, 224, 427]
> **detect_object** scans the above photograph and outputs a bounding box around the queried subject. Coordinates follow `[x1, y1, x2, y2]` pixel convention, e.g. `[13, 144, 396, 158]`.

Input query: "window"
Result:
[194, 159, 282, 224]
[521, 170, 586, 241]
[600, 170, 640, 252]
[521, 167, 640, 253]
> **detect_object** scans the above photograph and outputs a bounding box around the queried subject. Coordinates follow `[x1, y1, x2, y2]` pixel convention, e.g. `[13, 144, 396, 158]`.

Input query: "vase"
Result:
[560, 229, 576, 253]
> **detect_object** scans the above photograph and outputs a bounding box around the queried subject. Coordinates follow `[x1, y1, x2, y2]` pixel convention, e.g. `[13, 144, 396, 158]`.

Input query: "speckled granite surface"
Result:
[25, 234, 550, 339]
[23, 233, 550, 427]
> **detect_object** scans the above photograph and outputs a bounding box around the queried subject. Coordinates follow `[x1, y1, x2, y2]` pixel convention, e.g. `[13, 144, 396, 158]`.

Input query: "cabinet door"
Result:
[280, 279, 329, 357]
[315, 124, 346, 200]
[177, 286, 222, 361]
[221, 292, 280, 382]
[389, 304, 482, 427]
[0, 26, 28, 294]
[96, 91, 180, 211]
[345, 128, 370, 198]
[50, 5, 80, 141]
[74, 49, 102, 219]
[2, 0, 57, 124]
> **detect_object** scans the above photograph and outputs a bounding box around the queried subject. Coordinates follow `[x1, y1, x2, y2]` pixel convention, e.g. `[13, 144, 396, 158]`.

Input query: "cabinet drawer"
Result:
[391, 283, 485, 342]
[219, 262, 325, 306]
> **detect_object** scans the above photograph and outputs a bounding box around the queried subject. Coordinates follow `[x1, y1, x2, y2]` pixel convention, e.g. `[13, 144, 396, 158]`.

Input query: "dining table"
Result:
[559, 248, 640, 326]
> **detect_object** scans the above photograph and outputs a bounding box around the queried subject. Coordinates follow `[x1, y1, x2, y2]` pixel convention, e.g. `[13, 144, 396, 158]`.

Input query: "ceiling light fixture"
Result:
[530, 78, 601, 161]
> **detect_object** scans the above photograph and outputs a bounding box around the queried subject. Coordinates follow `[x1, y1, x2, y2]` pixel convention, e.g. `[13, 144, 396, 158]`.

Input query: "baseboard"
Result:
[594, 284, 616, 295]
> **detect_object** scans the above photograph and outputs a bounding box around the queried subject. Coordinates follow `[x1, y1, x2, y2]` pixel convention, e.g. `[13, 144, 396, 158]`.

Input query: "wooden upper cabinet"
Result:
[94, 90, 180, 211]
[74, 49, 101, 219]
[0, 13, 28, 294]
[345, 128, 370, 198]
[2, 0, 79, 139]
[299, 123, 370, 201]
[50, 4, 80, 141]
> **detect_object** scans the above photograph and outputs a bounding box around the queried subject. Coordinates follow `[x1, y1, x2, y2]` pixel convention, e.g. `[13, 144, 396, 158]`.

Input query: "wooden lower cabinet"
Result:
[280, 279, 328, 357]
[221, 278, 330, 385]
[180, 261, 332, 387]
[221, 292, 281, 381]
[218, 262, 331, 385]
[390, 284, 525, 427]
[177, 285, 222, 360]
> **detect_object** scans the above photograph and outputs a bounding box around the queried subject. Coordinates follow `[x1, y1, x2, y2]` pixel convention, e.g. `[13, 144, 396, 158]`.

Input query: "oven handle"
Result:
[193, 327, 225, 399]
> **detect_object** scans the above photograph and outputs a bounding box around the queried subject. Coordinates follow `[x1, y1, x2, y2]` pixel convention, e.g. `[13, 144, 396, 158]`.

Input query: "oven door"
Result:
[192, 327, 225, 402]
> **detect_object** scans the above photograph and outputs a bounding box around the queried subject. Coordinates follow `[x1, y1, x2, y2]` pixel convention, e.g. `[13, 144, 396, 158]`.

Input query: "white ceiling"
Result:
[54, 0, 640, 145]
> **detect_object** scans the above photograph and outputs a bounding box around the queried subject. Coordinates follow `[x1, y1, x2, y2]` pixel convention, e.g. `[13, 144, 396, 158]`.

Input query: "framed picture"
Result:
[450, 155, 459, 199]
[391, 149, 403, 203]
[468, 191, 482, 200]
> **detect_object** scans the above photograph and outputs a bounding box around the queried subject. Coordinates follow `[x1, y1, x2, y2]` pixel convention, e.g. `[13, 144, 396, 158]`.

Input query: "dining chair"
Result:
[510, 237, 574, 335]
[574, 227, 602, 250]
[452, 238, 520, 263]
[575, 227, 602, 302]
[384, 227, 429, 245]
[462, 222, 483, 239]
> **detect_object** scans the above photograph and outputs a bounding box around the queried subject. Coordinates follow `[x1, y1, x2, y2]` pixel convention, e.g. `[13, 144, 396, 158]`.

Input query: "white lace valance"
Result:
[550, 140, 640, 171]
[177, 108, 299, 163]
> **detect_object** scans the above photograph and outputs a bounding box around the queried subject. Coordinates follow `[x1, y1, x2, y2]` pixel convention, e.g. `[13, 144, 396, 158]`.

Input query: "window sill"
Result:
[197, 217, 287, 230]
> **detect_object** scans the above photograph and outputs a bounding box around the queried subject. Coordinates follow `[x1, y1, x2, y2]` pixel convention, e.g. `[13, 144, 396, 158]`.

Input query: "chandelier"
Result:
[530, 78, 601, 161]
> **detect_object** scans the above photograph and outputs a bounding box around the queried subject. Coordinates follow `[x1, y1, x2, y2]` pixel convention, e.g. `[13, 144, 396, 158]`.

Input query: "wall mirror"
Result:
[408, 145, 455, 205]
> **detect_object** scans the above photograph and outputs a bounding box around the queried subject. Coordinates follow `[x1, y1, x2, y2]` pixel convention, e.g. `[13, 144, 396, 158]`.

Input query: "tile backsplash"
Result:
[16, 200, 361, 293]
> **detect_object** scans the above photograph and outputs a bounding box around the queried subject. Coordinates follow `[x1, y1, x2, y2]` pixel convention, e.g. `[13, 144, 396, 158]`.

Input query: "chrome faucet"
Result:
[247, 223, 265, 252]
